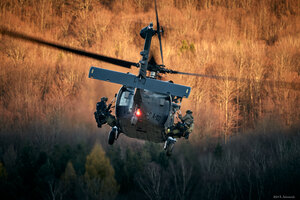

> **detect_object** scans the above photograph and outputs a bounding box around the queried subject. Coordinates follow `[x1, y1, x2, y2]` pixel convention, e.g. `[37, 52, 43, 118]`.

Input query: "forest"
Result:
[0, 0, 299, 199]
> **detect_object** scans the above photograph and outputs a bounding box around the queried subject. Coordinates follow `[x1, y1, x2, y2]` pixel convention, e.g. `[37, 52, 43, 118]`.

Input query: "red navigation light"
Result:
[136, 109, 141, 117]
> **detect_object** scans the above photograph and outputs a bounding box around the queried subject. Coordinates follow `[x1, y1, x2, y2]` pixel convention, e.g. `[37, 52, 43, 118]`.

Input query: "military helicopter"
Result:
[1, 1, 299, 155]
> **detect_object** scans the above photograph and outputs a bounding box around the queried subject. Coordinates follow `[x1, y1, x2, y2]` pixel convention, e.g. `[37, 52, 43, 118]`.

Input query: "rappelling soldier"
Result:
[97, 97, 109, 113]
[164, 109, 194, 156]
[95, 97, 108, 127]
[178, 110, 194, 139]
[167, 110, 194, 139]
[94, 97, 117, 128]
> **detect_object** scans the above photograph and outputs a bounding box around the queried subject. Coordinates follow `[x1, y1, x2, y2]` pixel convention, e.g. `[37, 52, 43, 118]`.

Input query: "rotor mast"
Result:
[139, 23, 156, 78]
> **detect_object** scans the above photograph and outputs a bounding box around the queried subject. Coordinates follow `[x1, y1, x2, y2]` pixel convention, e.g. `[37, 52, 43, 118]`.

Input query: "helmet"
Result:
[101, 97, 108, 101]
[186, 110, 193, 114]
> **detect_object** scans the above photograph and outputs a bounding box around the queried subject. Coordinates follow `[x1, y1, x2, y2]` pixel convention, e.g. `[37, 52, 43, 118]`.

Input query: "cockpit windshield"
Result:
[119, 89, 134, 109]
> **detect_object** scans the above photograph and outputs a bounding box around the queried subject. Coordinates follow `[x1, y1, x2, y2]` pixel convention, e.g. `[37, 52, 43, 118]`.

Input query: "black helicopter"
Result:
[2, 1, 299, 155]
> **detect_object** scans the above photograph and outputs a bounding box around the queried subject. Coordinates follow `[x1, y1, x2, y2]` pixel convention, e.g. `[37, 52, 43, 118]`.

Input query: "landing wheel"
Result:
[164, 137, 176, 156]
[166, 143, 174, 156]
[108, 127, 118, 145]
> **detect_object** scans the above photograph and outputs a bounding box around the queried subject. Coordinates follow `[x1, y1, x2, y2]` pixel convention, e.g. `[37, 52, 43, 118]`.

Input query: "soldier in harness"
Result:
[94, 97, 116, 128]
[178, 110, 194, 139]
[166, 110, 194, 139]
[164, 109, 194, 156]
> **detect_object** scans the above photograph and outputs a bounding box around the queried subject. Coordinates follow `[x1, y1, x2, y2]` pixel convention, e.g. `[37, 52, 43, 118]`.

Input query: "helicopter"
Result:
[1, 1, 299, 156]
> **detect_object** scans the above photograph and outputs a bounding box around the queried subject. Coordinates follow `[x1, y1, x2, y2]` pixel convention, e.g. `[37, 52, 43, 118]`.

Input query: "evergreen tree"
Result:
[85, 143, 119, 200]
[61, 161, 77, 199]
[62, 161, 76, 181]
[0, 162, 7, 179]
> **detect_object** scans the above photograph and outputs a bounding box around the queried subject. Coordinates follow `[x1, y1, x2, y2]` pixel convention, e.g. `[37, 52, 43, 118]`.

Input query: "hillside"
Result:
[0, 0, 299, 199]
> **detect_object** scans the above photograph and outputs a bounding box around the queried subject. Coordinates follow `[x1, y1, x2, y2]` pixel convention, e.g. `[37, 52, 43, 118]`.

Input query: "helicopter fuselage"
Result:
[115, 86, 174, 143]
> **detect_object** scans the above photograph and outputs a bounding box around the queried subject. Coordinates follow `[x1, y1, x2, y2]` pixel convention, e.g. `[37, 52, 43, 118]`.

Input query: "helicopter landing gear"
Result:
[164, 136, 176, 156]
[108, 126, 119, 145]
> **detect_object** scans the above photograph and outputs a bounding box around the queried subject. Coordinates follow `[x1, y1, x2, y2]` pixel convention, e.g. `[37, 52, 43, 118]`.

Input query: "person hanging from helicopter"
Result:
[166, 110, 194, 139]
[94, 97, 108, 127]
[94, 96, 117, 128]
[178, 110, 194, 139]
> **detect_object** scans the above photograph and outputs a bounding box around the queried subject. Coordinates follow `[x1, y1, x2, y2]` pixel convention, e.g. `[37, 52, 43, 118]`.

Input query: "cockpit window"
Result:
[119, 90, 134, 107]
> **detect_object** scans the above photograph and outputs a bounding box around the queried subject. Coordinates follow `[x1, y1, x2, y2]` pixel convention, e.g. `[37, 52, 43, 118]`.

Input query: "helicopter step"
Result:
[108, 126, 119, 145]
[164, 136, 177, 156]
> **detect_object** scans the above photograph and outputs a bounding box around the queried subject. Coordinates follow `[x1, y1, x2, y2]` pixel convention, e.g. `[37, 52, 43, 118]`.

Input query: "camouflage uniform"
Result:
[167, 110, 194, 139]
[179, 110, 194, 127]
[96, 97, 108, 114]
[95, 97, 116, 128]
[178, 110, 194, 138]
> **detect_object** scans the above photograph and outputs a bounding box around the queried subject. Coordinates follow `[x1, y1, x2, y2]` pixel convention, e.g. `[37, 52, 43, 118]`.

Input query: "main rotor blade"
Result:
[155, 0, 164, 65]
[169, 71, 300, 91]
[0, 28, 139, 69]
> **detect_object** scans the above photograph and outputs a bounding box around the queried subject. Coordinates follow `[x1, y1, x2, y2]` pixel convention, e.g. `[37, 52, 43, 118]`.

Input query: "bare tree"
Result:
[170, 158, 194, 200]
[136, 162, 165, 200]
[47, 179, 64, 200]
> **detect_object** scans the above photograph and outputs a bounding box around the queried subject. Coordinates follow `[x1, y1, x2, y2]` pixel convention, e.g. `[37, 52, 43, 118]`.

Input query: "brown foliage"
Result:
[0, 0, 299, 142]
